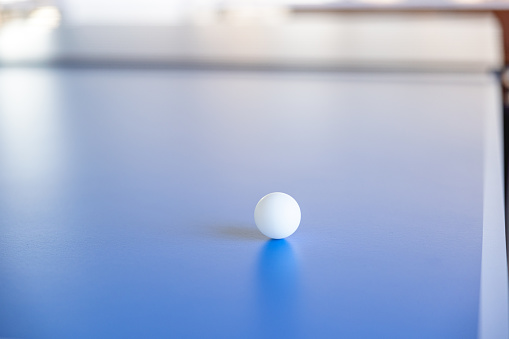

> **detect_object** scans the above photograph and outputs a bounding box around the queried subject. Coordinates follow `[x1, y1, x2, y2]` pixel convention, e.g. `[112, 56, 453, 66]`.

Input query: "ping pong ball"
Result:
[254, 192, 301, 239]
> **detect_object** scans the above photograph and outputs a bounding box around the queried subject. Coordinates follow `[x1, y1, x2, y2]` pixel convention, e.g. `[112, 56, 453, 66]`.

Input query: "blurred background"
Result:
[0, 0, 508, 71]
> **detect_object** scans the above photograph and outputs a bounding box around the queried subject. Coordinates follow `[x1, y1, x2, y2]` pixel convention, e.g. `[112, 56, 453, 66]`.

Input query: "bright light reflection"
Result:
[0, 68, 75, 307]
[27, 6, 61, 28]
[0, 69, 67, 194]
[0, 20, 55, 62]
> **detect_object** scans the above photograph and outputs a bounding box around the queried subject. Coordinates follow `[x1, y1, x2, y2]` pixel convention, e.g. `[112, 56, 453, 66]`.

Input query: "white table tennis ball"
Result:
[254, 192, 301, 239]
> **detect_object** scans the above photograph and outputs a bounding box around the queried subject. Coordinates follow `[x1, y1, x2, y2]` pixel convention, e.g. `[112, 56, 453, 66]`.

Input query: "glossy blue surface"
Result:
[0, 68, 486, 338]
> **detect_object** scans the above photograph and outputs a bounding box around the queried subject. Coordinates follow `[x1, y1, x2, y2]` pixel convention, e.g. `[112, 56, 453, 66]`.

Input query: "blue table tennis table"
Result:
[0, 61, 507, 337]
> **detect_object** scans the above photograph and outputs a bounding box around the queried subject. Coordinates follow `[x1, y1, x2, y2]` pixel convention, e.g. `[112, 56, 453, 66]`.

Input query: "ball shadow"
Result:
[213, 224, 267, 241]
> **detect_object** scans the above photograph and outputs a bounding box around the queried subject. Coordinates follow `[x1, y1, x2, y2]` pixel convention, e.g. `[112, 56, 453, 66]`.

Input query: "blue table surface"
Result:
[0, 68, 489, 338]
